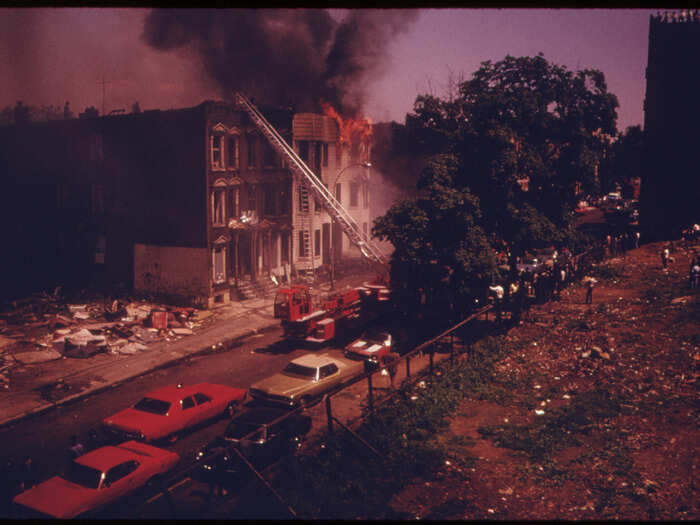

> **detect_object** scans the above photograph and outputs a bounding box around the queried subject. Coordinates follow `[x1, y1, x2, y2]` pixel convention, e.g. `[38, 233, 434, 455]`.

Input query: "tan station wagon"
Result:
[249, 353, 364, 407]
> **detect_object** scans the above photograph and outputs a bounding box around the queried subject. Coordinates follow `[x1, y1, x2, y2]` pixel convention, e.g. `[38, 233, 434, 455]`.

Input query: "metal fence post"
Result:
[325, 395, 334, 435]
[367, 373, 374, 421]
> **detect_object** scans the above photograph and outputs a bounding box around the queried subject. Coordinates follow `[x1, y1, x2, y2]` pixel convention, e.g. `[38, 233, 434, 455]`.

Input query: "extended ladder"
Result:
[235, 93, 387, 267]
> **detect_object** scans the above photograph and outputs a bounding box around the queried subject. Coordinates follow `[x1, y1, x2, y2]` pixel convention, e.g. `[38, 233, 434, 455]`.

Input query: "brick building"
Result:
[642, 11, 700, 238]
[0, 100, 372, 306]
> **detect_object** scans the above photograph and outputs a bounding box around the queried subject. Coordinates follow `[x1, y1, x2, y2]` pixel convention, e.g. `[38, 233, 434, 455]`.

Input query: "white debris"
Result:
[535, 409, 545, 415]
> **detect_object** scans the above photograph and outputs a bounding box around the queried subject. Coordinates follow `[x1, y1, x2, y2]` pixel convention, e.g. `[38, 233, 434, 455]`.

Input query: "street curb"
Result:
[0, 321, 280, 431]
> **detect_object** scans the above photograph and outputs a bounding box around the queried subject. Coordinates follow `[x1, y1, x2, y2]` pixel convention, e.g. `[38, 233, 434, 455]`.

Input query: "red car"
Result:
[103, 383, 247, 443]
[344, 328, 393, 365]
[13, 440, 179, 519]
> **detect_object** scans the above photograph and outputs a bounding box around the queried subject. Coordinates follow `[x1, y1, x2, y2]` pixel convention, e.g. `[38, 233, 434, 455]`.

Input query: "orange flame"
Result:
[320, 101, 373, 155]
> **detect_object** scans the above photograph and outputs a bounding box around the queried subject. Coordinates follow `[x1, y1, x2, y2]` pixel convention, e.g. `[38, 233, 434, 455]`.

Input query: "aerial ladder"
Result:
[234, 93, 388, 280]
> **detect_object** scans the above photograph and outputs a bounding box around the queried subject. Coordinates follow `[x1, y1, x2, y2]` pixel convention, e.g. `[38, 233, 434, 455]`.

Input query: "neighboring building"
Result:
[642, 10, 700, 238]
[0, 100, 372, 306]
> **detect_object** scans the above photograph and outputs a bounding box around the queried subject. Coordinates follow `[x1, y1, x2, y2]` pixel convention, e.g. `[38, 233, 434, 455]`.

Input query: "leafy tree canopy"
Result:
[374, 54, 619, 317]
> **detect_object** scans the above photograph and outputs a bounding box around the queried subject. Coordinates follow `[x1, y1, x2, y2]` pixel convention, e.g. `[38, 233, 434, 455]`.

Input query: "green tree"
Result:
[374, 54, 618, 316]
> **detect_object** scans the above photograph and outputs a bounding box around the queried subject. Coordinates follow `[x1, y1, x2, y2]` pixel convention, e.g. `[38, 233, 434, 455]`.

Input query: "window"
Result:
[228, 135, 239, 169]
[263, 184, 276, 215]
[363, 222, 368, 237]
[350, 182, 359, 207]
[181, 396, 195, 410]
[245, 184, 257, 213]
[194, 393, 212, 405]
[281, 233, 290, 264]
[279, 182, 290, 215]
[314, 229, 321, 256]
[247, 135, 256, 168]
[299, 141, 309, 162]
[228, 187, 239, 219]
[362, 182, 369, 209]
[263, 141, 276, 167]
[322, 143, 329, 167]
[298, 231, 309, 257]
[105, 461, 139, 486]
[211, 135, 223, 169]
[212, 189, 225, 225]
[319, 363, 338, 378]
[335, 183, 342, 204]
[271, 233, 279, 267]
[213, 246, 225, 283]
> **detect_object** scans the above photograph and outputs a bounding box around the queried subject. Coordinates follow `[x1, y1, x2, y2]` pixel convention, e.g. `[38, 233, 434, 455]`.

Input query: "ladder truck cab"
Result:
[274, 283, 389, 344]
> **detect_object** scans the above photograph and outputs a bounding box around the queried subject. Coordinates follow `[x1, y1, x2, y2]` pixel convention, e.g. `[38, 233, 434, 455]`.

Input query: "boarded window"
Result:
[228, 135, 239, 169]
[350, 182, 359, 207]
[314, 229, 321, 256]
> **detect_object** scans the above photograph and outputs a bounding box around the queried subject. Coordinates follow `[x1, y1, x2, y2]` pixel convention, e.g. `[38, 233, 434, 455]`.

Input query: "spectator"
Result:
[691, 260, 700, 290]
[662, 247, 670, 269]
[634, 231, 640, 249]
[585, 277, 596, 305]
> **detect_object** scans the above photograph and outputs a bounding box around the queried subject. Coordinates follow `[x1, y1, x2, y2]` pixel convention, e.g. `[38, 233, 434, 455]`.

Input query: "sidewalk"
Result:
[0, 271, 378, 430]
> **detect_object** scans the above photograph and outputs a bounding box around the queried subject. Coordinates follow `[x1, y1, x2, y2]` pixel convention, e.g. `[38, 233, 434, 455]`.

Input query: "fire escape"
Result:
[235, 93, 387, 273]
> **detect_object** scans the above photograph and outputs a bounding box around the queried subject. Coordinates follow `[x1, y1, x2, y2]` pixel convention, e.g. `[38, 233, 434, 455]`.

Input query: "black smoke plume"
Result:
[142, 8, 418, 116]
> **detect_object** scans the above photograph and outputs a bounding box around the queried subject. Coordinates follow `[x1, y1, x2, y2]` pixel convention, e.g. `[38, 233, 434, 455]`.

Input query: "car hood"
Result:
[251, 373, 315, 398]
[104, 408, 169, 440]
[13, 476, 96, 519]
[347, 340, 384, 356]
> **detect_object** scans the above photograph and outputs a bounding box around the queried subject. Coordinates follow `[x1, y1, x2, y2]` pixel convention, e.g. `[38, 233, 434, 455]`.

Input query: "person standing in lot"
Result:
[585, 278, 595, 305]
[662, 247, 670, 269]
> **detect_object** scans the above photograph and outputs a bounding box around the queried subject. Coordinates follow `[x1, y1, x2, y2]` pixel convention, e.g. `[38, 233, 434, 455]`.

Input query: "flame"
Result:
[320, 101, 373, 157]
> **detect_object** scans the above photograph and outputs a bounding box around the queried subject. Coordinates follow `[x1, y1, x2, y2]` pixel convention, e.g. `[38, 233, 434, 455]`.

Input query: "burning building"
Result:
[0, 99, 374, 307]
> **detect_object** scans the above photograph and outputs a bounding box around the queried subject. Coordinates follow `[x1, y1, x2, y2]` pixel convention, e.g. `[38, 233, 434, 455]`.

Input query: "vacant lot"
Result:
[389, 240, 698, 520]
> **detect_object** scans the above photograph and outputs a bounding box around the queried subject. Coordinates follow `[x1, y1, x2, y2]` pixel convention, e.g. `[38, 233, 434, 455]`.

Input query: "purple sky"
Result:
[0, 8, 656, 131]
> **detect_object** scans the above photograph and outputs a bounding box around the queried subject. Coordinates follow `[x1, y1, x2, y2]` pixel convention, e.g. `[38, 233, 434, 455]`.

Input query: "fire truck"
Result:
[236, 93, 391, 344]
[274, 280, 390, 344]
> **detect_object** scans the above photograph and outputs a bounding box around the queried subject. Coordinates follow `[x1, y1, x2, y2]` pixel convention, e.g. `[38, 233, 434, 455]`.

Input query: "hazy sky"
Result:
[0, 8, 657, 131]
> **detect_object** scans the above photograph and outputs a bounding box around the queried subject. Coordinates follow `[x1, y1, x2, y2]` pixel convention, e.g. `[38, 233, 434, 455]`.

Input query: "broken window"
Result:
[350, 182, 359, 207]
[322, 143, 329, 167]
[211, 135, 223, 169]
[212, 189, 225, 225]
[314, 229, 321, 256]
[247, 134, 256, 168]
[213, 246, 225, 283]
[228, 135, 239, 169]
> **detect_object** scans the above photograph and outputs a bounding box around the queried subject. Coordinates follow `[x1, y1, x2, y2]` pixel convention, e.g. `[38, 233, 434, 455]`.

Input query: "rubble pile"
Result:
[0, 291, 210, 390]
[391, 241, 699, 520]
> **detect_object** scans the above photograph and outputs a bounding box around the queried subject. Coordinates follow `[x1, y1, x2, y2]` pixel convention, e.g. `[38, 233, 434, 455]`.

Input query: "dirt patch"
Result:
[389, 241, 700, 520]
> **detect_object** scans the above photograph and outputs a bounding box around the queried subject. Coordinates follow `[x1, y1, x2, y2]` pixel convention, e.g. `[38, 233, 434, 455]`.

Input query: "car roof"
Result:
[290, 353, 335, 368]
[75, 445, 142, 472]
[142, 383, 204, 401]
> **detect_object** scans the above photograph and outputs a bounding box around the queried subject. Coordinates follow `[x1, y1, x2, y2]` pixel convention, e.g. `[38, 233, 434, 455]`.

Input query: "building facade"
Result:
[642, 11, 700, 238]
[0, 100, 372, 306]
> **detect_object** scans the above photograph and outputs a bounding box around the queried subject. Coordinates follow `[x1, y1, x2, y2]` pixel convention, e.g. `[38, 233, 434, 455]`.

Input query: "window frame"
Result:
[211, 134, 224, 170]
[212, 188, 226, 226]
[227, 134, 239, 170]
[350, 182, 359, 207]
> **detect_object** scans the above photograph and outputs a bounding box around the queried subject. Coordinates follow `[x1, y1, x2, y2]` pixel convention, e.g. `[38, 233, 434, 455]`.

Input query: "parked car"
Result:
[12, 441, 179, 519]
[103, 383, 247, 443]
[344, 328, 393, 365]
[194, 406, 311, 483]
[249, 353, 364, 407]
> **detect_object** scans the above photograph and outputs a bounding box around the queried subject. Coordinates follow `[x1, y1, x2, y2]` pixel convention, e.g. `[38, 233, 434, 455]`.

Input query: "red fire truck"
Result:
[274, 281, 390, 344]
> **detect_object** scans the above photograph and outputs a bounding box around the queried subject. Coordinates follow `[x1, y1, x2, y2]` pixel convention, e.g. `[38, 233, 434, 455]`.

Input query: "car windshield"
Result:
[363, 330, 388, 343]
[282, 362, 317, 379]
[63, 461, 103, 490]
[133, 397, 170, 415]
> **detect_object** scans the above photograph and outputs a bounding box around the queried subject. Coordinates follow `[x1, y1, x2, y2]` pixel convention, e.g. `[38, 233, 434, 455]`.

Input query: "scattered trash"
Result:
[534, 409, 545, 415]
